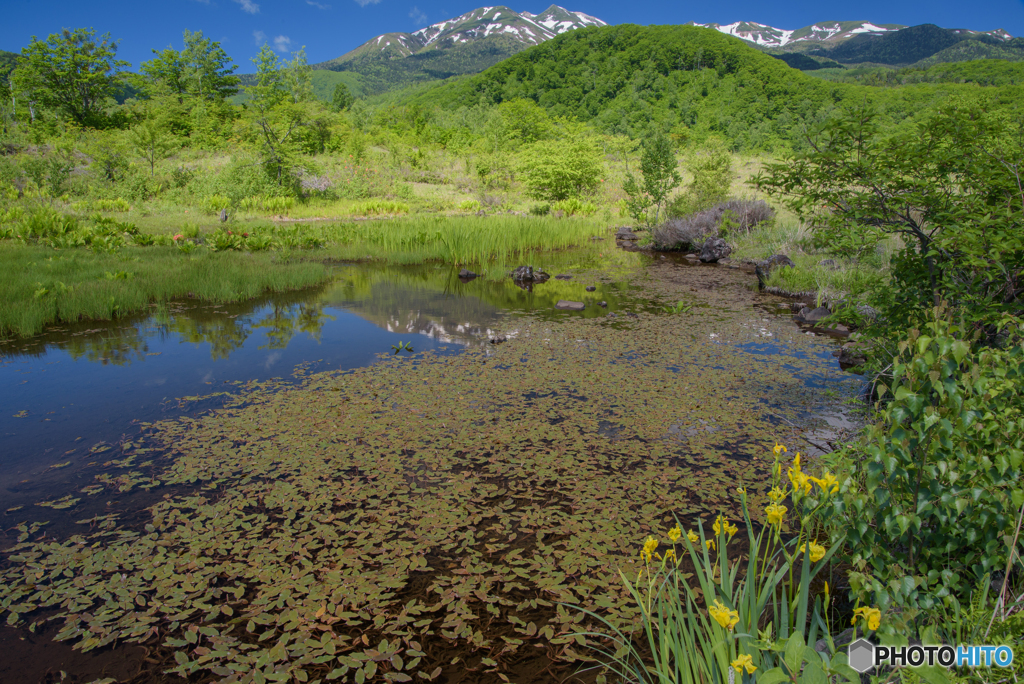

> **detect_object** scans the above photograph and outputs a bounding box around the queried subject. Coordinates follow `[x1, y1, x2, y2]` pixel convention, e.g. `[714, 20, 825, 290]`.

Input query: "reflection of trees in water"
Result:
[253, 303, 335, 350]
[65, 326, 150, 366]
[2, 285, 333, 365]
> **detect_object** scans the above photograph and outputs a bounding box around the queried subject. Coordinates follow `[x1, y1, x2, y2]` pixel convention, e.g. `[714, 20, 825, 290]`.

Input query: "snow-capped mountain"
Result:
[317, 4, 605, 65]
[690, 20, 1012, 49]
[689, 20, 905, 48]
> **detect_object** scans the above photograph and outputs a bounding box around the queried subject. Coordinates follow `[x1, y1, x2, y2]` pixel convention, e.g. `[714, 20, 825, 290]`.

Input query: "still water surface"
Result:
[0, 257, 860, 513]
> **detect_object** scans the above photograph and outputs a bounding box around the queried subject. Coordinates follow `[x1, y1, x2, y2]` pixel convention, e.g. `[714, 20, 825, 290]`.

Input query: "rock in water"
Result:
[803, 306, 832, 323]
[699, 237, 732, 263]
[458, 268, 477, 280]
[755, 254, 796, 288]
[510, 266, 550, 284]
[555, 300, 585, 311]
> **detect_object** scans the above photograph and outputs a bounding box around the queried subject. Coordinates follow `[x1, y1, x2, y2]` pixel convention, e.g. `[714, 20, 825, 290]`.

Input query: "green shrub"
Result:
[92, 197, 131, 212]
[262, 196, 294, 214]
[833, 306, 1024, 624]
[201, 194, 232, 214]
[529, 203, 550, 216]
[551, 198, 596, 217]
[458, 199, 481, 212]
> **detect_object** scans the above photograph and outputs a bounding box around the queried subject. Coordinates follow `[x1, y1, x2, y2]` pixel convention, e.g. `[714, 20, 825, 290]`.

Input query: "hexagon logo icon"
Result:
[849, 638, 875, 673]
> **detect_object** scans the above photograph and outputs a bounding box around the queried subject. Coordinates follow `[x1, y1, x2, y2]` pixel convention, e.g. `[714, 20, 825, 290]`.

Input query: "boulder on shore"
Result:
[755, 254, 796, 288]
[699, 237, 732, 263]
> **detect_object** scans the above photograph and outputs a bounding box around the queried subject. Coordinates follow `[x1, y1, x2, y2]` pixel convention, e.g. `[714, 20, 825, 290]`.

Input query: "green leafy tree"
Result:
[140, 30, 239, 104]
[285, 47, 313, 104]
[245, 45, 315, 185]
[11, 28, 129, 127]
[622, 131, 681, 226]
[498, 98, 551, 146]
[674, 139, 732, 215]
[129, 119, 175, 175]
[754, 101, 1024, 326]
[331, 82, 354, 112]
[517, 122, 602, 201]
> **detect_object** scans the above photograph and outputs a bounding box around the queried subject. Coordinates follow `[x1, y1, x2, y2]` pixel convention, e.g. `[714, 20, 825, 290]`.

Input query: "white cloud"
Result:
[253, 30, 266, 45]
[354, 0, 382, 6]
[273, 35, 292, 52]
[307, 0, 331, 8]
[234, 0, 260, 13]
[409, 5, 427, 24]
[191, 0, 211, 4]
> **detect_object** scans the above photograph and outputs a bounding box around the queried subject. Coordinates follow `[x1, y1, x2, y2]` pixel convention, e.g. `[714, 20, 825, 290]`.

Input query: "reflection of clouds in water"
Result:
[147, 377, 167, 386]
[264, 352, 282, 370]
[202, 370, 215, 383]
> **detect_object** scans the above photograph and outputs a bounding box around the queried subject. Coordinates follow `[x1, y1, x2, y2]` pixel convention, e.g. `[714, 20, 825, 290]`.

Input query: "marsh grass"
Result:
[317, 215, 609, 265]
[0, 243, 330, 336]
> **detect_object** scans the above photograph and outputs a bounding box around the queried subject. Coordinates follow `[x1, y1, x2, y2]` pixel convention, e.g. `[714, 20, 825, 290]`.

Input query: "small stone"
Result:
[585, 285, 596, 292]
[458, 268, 477, 280]
[554, 274, 573, 280]
[489, 336, 507, 345]
[555, 300, 586, 311]
[598, 301, 607, 308]
[220, 208, 228, 223]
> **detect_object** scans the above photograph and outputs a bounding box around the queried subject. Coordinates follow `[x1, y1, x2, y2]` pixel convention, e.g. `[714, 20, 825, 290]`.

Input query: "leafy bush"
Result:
[517, 130, 603, 202]
[458, 199, 481, 212]
[652, 200, 773, 251]
[551, 198, 596, 217]
[833, 307, 1024, 622]
[209, 229, 245, 252]
[92, 197, 131, 212]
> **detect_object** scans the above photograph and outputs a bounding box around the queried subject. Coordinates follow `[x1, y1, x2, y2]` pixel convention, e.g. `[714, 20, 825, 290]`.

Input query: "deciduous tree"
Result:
[12, 28, 129, 127]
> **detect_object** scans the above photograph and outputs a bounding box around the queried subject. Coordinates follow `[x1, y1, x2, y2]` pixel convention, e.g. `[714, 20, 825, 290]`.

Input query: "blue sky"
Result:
[3, 0, 1023, 70]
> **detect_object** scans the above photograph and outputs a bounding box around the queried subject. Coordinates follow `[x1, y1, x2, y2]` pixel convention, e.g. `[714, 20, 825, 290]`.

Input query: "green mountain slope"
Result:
[912, 36, 1024, 67]
[324, 34, 531, 95]
[811, 23, 1007, 66]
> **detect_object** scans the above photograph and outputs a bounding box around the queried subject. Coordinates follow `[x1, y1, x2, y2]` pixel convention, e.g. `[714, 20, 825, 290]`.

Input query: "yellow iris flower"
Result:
[852, 606, 882, 631]
[668, 525, 682, 542]
[773, 442, 787, 456]
[687, 530, 699, 544]
[813, 471, 839, 494]
[713, 514, 739, 538]
[709, 599, 739, 630]
[658, 548, 677, 564]
[731, 654, 757, 674]
[768, 486, 787, 502]
[765, 502, 787, 526]
[641, 536, 658, 563]
[800, 541, 826, 563]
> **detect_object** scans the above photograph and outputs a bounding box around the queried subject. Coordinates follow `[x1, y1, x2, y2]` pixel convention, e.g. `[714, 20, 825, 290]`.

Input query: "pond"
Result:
[0, 246, 865, 684]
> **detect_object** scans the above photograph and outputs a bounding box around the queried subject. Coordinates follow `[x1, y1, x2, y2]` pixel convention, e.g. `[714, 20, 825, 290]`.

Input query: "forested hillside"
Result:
[405, 24, 1022, 149]
[809, 58, 1024, 86]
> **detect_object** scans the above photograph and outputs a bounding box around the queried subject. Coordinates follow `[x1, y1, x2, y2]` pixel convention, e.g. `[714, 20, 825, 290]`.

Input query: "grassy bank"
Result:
[0, 243, 330, 337]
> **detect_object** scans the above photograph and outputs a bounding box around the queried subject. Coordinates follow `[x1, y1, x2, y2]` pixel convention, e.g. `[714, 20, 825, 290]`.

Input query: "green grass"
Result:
[315, 215, 609, 265]
[0, 243, 330, 337]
